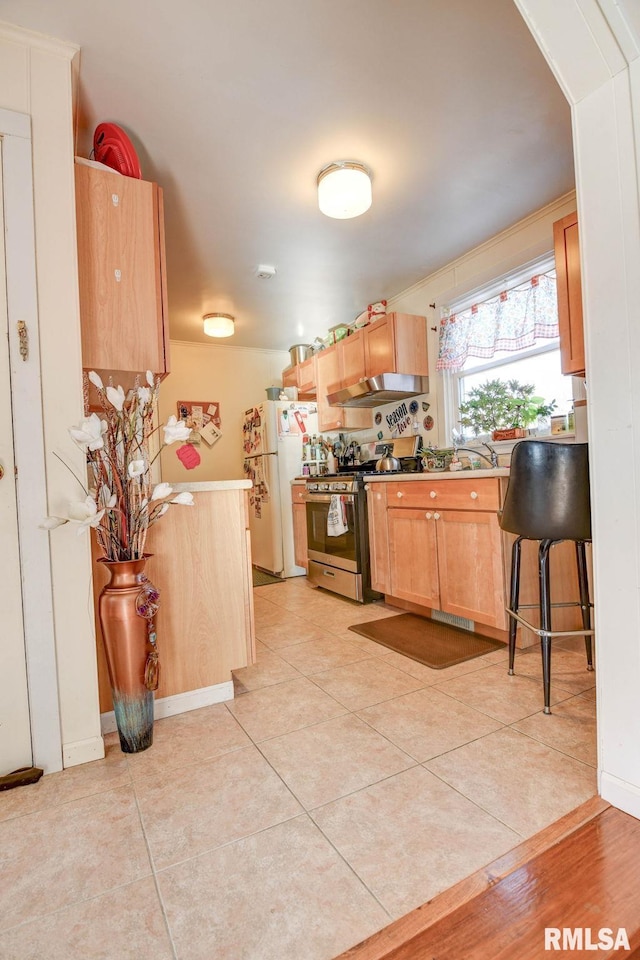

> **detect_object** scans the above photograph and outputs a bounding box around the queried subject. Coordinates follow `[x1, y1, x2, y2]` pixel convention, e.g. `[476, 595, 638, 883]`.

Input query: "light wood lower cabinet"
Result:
[387, 507, 506, 629]
[93, 488, 256, 712]
[388, 508, 440, 609]
[371, 478, 507, 631]
[366, 483, 390, 593]
[291, 484, 308, 569]
[368, 477, 592, 639]
[435, 510, 506, 628]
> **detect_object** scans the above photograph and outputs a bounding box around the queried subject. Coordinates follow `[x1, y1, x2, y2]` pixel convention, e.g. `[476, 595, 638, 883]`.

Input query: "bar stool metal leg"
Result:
[508, 537, 522, 676]
[576, 540, 594, 670]
[539, 539, 554, 714]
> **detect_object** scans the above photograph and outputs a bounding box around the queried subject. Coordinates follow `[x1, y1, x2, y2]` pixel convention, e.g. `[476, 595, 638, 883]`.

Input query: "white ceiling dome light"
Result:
[317, 161, 372, 219]
[203, 313, 235, 338]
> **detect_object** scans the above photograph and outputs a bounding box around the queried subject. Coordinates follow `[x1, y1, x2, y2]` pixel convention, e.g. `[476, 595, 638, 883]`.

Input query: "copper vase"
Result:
[98, 556, 160, 753]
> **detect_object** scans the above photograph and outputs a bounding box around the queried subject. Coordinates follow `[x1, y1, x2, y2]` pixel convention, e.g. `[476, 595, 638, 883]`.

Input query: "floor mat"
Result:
[348, 614, 505, 669]
[252, 568, 285, 587]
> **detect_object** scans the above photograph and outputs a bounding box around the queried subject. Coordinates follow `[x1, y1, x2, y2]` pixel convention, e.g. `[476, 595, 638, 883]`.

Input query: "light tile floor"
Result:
[0, 578, 597, 960]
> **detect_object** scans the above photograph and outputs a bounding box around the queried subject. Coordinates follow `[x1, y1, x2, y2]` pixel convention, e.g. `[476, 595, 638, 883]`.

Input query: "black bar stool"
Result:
[499, 440, 593, 714]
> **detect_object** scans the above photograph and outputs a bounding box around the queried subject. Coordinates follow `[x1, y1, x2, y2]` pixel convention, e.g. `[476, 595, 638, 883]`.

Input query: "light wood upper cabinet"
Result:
[281, 312, 428, 417]
[364, 313, 428, 379]
[282, 366, 297, 388]
[291, 484, 308, 569]
[316, 344, 372, 432]
[554, 212, 585, 377]
[296, 357, 317, 397]
[339, 328, 367, 385]
[75, 163, 170, 379]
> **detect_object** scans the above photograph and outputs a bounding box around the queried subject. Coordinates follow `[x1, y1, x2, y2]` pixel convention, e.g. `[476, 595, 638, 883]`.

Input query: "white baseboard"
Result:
[63, 735, 106, 768]
[100, 680, 235, 735]
[600, 771, 640, 821]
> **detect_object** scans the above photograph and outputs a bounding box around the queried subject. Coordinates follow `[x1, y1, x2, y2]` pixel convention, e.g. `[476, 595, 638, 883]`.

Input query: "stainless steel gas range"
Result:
[303, 448, 423, 602]
[303, 473, 381, 603]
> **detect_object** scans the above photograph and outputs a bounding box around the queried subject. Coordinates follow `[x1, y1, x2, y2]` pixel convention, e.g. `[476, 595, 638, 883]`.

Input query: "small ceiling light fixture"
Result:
[256, 264, 277, 279]
[203, 313, 235, 338]
[317, 160, 372, 219]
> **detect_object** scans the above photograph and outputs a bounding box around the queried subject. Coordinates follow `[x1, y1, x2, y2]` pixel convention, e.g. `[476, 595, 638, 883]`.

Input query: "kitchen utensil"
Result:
[93, 123, 142, 179]
[288, 344, 311, 366]
[265, 387, 281, 400]
[376, 445, 402, 472]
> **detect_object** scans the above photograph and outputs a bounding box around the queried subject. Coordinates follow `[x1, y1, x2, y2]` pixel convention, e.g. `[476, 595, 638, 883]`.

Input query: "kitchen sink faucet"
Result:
[452, 441, 499, 469]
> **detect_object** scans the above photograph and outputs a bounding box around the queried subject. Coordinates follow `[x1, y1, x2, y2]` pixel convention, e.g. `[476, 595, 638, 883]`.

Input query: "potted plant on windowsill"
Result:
[458, 378, 556, 441]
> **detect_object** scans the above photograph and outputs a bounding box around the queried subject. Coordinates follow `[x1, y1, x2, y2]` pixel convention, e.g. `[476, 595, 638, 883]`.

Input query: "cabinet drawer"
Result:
[291, 484, 306, 505]
[385, 478, 500, 512]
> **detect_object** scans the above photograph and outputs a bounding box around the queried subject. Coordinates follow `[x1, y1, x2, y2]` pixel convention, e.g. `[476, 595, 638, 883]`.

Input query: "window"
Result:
[439, 258, 574, 441]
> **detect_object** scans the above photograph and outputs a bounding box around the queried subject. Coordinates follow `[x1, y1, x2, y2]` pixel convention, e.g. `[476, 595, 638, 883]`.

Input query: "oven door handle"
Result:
[303, 493, 356, 503]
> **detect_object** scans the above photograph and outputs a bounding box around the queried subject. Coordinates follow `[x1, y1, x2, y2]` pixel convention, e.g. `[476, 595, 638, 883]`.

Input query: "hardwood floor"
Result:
[337, 798, 640, 959]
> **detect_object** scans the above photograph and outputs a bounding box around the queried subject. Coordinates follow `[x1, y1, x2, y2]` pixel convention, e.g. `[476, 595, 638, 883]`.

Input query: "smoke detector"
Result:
[256, 264, 276, 279]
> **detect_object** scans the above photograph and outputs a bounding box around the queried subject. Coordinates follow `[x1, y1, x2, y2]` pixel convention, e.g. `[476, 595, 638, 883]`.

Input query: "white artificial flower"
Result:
[137, 386, 151, 405]
[146, 370, 155, 387]
[77, 508, 105, 534]
[68, 496, 105, 533]
[69, 414, 107, 452]
[98, 484, 117, 509]
[151, 482, 173, 501]
[171, 491, 195, 506]
[40, 516, 68, 530]
[68, 497, 97, 522]
[157, 503, 169, 517]
[163, 415, 192, 445]
[128, 459, 145, 478]
[106, 384, 126, 411]
[88, 371, 103, 390]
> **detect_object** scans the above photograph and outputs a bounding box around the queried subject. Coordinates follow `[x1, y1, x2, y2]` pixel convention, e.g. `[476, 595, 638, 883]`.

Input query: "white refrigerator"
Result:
[242, 401, 318, 577]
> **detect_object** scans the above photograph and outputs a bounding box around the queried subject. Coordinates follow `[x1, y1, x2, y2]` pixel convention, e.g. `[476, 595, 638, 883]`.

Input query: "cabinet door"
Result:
[292, 499, 308, 569]
[388, 508, 440, 608]
[282, 366, 297, 388]
[436, 510, 506, 629]
[339, 329, 366, 386]
[365, 317, 396, 378]
[297, 358, 316, 396]
[554, 213, 585, 377]
[366, 483, 390, 593]
[315, 345, 343, 431]
[316, 345, 372, 432]
[75, 164, 167, 374]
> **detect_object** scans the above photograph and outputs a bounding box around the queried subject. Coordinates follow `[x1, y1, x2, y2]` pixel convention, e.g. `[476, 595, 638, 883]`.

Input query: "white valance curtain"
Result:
[437, 269, 559, 372]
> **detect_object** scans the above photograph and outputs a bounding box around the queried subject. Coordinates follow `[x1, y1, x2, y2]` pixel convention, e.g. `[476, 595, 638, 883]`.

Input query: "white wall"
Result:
[514, 0, 640, 818]
[0, 22, 103, 768]
[159, 340, 290, 482]
[383, 192, 577, 448]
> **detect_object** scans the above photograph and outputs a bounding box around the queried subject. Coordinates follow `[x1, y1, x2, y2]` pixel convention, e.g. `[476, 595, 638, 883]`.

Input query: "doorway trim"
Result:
[1, 106, 62, 773]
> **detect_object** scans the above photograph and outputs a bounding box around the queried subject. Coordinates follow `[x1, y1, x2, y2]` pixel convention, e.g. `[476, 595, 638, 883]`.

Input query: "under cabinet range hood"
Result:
[327, 373, 430, 408]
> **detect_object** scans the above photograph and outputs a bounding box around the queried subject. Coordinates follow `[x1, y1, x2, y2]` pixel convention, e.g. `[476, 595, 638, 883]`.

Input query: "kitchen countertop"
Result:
[172, 480, 253, 491]
[364, 468, 510, 481]
[292, 469, 510, 483]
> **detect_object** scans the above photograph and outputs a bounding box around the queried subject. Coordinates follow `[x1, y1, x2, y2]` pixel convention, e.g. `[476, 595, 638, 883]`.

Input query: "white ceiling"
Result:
[0, 0, 574, 351]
